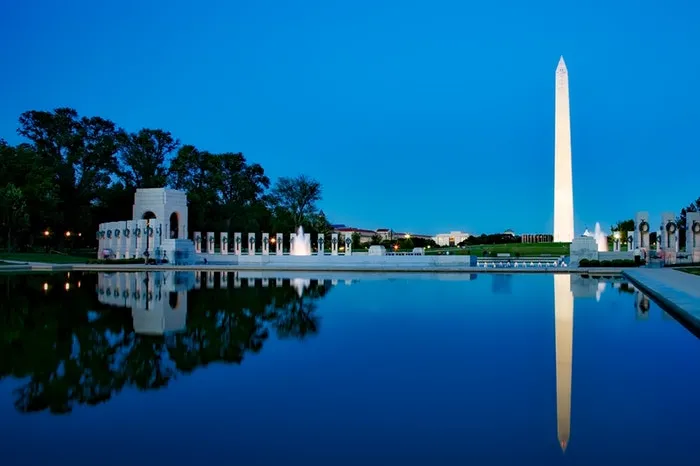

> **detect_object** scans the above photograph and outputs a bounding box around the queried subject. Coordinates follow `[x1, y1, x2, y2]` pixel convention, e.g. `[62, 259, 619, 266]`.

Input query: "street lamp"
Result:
[44, 230, 50, 237]
[65, 231, 71, 237]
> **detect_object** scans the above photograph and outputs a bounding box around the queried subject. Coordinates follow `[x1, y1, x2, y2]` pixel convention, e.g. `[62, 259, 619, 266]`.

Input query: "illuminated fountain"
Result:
[583, 222, 608, 252]
[290, 226, 311, 256]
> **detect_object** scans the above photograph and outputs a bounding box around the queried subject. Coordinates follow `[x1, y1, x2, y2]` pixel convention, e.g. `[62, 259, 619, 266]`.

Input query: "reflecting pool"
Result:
[1, 271, 699, 465]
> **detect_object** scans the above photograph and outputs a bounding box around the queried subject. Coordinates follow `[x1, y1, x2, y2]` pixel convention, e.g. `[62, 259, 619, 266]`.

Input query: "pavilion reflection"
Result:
[97, 271, 194, 335]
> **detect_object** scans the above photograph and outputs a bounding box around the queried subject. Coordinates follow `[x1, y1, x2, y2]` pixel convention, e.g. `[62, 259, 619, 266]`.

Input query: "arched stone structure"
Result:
[98, 188, 195, 264]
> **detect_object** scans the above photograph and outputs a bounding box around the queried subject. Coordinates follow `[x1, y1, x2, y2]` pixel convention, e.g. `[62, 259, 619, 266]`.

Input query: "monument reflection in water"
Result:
[97, 271, 194, 335]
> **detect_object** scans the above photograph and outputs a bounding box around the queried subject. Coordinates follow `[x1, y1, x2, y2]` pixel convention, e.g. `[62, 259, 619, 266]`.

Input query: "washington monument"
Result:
[554, 56, 574, 243]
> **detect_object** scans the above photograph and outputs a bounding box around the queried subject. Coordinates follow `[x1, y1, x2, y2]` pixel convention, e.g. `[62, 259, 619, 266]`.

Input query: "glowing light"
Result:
[43, 283, 49, 291]
[77, 281, 81, 288]
[65, 231, 71, 237]
[613, 231, 621, 240]
[44, 230, 50, 236]
[270, 237, 276, 244]
[65, 282, 70, 291]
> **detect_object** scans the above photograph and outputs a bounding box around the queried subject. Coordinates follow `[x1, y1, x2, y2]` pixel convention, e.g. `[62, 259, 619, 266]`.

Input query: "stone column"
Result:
[207, 232, 216, 254]
[637, 213, 650, 250]
[103, 223, 112, 255]
[135, 221, 147, 257]
[126, 221, 136, 258]
[331, 233, 339, 255]
[262, 278, 269, 287]
[276, 278, 283, 287]
[687, 212, 700, 261]
[221, 232, 229, 255]
[96, 225, 103, 258]
[318, 235, 325, 256]
[248, 233, 256, 255]
[221, 271, 228, 288]
[344, 235, 352, 256]
[626, 232, 633, 252]
[234, 233, 242, 255]
[195, 271, 201, 289]
[194, 231, 202, 254]
[234, 272, 241, 288]
[276, 233, 283, 255]
[248, 278, 255, 287]
[207, 271, 215, 288]
[290, 233, 296, 255]
[262, 233, 270, 255]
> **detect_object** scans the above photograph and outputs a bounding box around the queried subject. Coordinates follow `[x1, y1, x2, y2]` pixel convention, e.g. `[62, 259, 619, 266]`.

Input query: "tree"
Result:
[168, 145, 221, 232]
[214, 152, 271, 232]
[117, 128, 179, 188]
[611, 219, 634, 233]
[17, 108, 120, 234]
[0, 184, 29, 251]
[676, 198, 700, 250]
[269, 175, 322, 228]
[351, 231, 362, 249]
[0, 141, 59, 242]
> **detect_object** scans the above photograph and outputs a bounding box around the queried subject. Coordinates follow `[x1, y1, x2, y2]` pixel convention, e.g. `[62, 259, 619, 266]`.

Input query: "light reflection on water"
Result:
[0, 271, 698, 465]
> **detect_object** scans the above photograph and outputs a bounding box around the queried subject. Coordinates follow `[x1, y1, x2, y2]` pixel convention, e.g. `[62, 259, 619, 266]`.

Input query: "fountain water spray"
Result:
[290, 225, 311, 256]
[583, 222, 609, 252]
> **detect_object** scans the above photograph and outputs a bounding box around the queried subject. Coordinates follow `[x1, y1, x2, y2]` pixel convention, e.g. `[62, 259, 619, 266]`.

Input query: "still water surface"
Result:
[1, 271, 699, 465]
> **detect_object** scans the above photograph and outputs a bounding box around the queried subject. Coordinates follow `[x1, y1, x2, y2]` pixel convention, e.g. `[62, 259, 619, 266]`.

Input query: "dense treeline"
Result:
[0, 108, 330, 251]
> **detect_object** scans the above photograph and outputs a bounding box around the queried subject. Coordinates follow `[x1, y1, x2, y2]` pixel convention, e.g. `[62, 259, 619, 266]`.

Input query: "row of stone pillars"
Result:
[192, 232, 354, 255]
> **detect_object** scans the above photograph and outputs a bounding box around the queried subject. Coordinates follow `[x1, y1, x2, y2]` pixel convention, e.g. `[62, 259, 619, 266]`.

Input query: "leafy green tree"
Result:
[677, 198, 700, 249]
[351, 231, 362, 249]
[0, 184, 29, 251]
[0, 141, 59, 242]
[214, 152, 271, 233]
[17, 108, 120, 235]
[117, 128, 179, 188]
[269, 175, 323, 228]
[168, 145, 221, 233]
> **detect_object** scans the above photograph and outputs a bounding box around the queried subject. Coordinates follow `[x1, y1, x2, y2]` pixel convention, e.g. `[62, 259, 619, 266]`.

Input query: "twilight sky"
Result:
[1, 0, 698, 235]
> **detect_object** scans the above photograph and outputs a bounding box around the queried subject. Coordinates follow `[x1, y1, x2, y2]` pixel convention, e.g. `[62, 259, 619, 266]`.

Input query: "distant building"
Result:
[376, 228, 393, 241]
[433, 231, 471, 247]
[333, 227, 377, 243]
[522, 233, 554, 243]
[504, 229, 515, 236]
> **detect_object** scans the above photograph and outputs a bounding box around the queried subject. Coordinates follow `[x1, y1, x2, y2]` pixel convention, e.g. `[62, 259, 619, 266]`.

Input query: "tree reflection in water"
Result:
[0, 272, 332, 414]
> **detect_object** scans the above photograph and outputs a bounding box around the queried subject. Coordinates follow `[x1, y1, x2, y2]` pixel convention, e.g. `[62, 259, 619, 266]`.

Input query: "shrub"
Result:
[588, 260, 601, 266]
[579, 259, 590, 267]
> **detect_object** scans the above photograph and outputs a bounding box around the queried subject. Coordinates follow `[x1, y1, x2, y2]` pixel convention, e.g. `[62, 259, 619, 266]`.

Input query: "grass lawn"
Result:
[0, 252, 91, 264]
[426, 242, 571, 256]
[680, 268, 700, 276]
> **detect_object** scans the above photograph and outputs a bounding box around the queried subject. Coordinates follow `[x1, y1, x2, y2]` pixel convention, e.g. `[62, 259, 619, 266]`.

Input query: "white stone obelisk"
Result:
[554, 274, 573, 453]
[554, 56, 574, 243]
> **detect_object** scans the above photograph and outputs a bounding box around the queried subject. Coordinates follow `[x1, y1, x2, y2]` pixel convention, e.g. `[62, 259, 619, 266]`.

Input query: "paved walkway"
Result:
[623, 268, 700, 331]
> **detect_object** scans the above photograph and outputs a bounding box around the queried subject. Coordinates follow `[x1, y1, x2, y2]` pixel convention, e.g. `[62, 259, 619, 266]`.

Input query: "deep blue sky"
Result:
[1, 0, 698, 235]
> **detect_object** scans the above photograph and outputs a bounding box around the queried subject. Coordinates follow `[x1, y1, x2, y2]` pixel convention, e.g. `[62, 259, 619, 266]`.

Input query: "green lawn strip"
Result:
[0, 253, 91, 264]
[426, 242, 570, 256]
